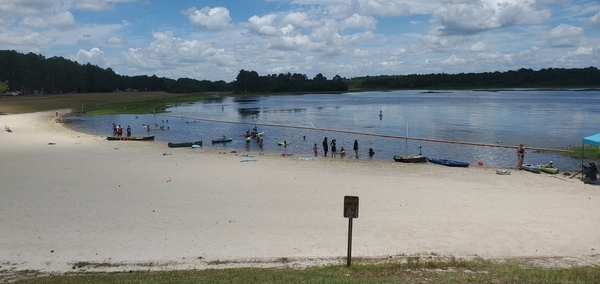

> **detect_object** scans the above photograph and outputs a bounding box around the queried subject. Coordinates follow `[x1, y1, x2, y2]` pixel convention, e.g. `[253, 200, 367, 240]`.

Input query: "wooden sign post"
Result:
[343, 195, 359, 267]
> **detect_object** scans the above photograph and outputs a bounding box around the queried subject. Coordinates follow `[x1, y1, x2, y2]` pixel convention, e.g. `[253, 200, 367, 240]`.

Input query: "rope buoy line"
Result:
[160, 114, 570, 153]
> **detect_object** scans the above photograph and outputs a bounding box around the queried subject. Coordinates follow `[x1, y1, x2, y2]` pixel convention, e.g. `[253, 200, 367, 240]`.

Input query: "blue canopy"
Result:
[583, 133, 600, 147]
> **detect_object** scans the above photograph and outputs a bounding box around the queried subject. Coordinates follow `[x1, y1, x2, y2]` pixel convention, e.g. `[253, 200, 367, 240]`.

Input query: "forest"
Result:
[1, 49, 599, 96]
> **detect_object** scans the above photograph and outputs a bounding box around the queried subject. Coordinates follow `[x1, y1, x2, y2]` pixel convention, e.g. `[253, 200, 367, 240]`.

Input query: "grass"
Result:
[5, 256, 600, 283]
[563, 145, 600, 161]
[0, 92, 214, 115]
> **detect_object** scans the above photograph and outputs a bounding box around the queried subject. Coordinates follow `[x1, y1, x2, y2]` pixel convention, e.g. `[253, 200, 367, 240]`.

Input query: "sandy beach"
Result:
[1, 110, 600, 276]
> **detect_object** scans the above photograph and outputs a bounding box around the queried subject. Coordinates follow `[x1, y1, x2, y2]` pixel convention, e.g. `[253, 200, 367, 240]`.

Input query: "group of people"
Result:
[112, 123, 131, 137]
[312, 138, 373, 159]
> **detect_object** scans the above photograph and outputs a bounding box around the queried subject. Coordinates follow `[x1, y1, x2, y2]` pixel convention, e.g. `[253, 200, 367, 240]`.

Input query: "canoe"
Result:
[211, 138, 233, 143]
[393, 155, 427, 163]
[426, 157, 470, 167]
[538, 165, 559, 174]
[521, 164, 541, 173]
[167, 140, 203, 148]
[241, 131, 264, 137]
[107, 135, 154, 141]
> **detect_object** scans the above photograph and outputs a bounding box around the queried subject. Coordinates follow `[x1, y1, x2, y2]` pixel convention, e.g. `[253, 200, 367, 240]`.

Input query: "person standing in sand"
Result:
[517, 144, 526, 169]
[322, 137, 328, 157]
[126, 125, 131, 137]
[330, 139, 337, 158]
[313, 143, 318, 157]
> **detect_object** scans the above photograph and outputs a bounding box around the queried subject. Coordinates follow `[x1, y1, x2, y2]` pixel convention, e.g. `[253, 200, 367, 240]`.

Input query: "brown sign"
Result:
[343, 196, 359, 218]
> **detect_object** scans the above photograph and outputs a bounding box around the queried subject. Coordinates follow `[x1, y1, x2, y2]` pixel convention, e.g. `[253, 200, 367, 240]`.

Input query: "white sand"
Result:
[1, 110, 599, 274]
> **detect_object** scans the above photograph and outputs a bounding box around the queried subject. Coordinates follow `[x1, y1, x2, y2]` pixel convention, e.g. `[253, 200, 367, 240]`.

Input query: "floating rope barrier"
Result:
[160, 114, 570, 153]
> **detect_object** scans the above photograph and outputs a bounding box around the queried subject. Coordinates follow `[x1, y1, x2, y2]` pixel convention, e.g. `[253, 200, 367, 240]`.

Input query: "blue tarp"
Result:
[583, 133, 600, 147]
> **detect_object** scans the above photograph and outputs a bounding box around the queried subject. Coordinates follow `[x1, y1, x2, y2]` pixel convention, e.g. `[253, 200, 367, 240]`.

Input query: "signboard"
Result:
[343, 196, 359, 218]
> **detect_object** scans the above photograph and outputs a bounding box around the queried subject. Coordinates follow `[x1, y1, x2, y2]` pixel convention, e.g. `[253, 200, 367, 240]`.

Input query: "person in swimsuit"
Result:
[517, 144, 526, 169]
[330, 139, 337, 158]
[322, 137, 328, 157]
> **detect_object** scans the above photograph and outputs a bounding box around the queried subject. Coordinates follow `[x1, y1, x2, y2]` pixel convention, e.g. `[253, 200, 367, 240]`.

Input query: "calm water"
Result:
[66, 89, 600, 170]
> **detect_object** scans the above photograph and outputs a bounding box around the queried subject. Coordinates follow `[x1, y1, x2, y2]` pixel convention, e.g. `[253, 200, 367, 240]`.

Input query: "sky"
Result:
[0, 0, 599, 82]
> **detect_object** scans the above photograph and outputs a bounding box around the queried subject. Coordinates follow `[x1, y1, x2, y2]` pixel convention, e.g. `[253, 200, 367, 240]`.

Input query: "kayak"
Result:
[278, 141, 291, 146]
[538, 165, 559, 174]
[426, 157, 469, 167]
[521, 164, 541, 173]
[211, 138, 233, 143]
[393, 155, 427, 163]
[107, 135, 154, 141]
[241, 131, 264, 137]
[168, 140, 203, 148]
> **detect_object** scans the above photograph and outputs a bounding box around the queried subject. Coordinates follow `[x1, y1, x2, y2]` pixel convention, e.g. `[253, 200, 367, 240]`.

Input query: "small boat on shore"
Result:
[393, 155, 427, 163]
[212, 137, 233, 143]
[107, 135, 154, 141]
[167, 140, 203, 148]
[538, 165, 558, 174]
[521, 164, 541, 173]
[426, 157, 470, 167]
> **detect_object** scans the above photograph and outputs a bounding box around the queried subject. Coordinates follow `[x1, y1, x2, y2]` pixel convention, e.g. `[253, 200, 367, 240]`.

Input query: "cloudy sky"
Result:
[1, 0, 599, 82]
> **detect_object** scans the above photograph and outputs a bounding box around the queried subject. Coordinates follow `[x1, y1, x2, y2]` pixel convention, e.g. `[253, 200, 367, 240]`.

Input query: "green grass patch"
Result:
[9, 257, 600, 284]
[563, 145, 600, 161]
[0, 92, 213, 115]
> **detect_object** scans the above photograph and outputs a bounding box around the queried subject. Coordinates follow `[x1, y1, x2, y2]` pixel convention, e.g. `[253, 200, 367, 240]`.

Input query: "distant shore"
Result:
[1, 110, 599, 275]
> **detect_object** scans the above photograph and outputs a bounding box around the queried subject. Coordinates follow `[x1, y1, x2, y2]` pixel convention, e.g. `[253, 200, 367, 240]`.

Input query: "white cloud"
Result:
[441, 54, 466, 65]
[590, 11, 600, 26]
[22, 17, 47, 29]
[545, 24, 587, 47]
[282, 12, 314, 29]
[48, 11, 75, 30]
[470, 41, 486, 52]
[433, 0, 551, 35]
[107, 36, 128, 45]
[0, 31, 54, 46]
[74, 0, 139, 12]
[574, 47, 593, 55]
[248, 14, 279, 36]
[185, 6, 231, 30]
[340, 13, 377, 31]
[326, 0, 410, 19]
[75, 47, 108, 66]
[361, 0, 410, 17]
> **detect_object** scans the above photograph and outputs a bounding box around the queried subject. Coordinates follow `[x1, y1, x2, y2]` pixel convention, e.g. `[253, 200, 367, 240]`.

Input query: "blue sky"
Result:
[1, 0, 599, 82]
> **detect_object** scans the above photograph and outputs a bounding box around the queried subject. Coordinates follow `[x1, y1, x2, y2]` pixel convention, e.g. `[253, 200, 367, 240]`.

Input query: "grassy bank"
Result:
[0, 92, 213, 115]
[7, 257, 600, 283]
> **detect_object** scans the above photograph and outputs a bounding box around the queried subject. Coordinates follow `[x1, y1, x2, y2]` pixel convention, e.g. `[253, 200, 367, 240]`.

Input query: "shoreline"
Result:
[1, 110, 600, 276]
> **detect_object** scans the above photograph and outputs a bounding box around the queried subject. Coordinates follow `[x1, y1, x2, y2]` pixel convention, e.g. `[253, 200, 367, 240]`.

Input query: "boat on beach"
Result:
[167, 140, 203, 148]
[538, 164, 558, 174]
[393, 155, 427, 163]
[393, 146, 426, 163]
[521, 164, 541, 173]
[211, 137, 233, 143]
[107, 135, 154, 141]
[426, 157, 470, 167]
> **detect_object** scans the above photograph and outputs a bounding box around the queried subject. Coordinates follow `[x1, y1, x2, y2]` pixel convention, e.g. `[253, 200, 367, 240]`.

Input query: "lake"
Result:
[66, 89, 600, 171]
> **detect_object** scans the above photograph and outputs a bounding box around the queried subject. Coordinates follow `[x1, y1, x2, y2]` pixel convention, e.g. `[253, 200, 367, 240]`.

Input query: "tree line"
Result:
[347, 67, 600, 89]
[1, 49, 599, 96]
